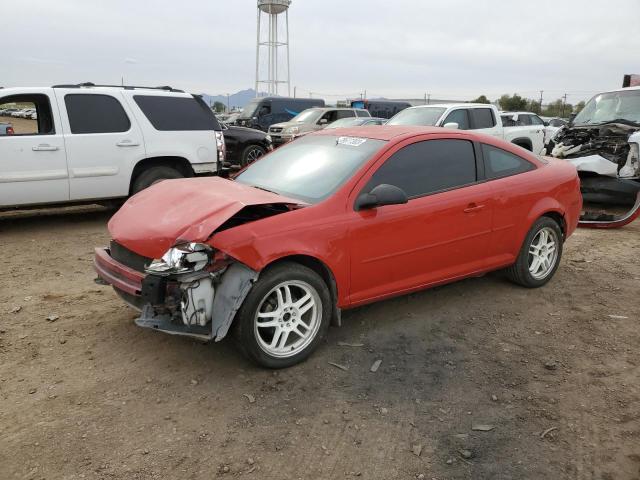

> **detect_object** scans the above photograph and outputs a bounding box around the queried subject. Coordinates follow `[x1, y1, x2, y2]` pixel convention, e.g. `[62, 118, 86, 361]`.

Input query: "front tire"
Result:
[234, 262, 331, 368]
[506, 216, 563, 288]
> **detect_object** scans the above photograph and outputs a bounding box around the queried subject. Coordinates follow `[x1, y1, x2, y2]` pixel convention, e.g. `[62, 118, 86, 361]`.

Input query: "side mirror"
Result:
[443, 122, 459, 129]
[355, 184, 408, 210]
[319, 118, 328, 125]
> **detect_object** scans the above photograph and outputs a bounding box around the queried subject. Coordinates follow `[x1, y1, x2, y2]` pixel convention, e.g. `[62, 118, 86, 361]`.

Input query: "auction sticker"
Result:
[337, 136, 367, 147]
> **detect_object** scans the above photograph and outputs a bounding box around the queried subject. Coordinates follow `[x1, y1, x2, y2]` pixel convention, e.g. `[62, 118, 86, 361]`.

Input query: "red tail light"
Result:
[6, 127, 14, 135]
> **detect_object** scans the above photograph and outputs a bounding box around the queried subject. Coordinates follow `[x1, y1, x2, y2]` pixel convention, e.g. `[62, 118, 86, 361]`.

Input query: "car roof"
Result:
[406, 103, 494, 109]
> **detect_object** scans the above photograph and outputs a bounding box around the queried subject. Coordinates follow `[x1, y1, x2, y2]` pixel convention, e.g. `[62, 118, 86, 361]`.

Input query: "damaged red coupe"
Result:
[95, 126, 582, 368]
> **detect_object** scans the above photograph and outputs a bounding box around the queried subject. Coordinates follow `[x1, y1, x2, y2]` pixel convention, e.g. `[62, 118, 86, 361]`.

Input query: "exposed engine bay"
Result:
[548, 122, 640, 228]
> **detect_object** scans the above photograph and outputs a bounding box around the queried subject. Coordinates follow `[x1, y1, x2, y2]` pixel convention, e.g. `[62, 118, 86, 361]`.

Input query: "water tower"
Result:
[255, 0, 291, 97]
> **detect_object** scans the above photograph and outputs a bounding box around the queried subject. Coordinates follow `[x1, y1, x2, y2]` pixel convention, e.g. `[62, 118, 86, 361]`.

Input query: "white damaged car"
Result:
[547, 86, 640, 227]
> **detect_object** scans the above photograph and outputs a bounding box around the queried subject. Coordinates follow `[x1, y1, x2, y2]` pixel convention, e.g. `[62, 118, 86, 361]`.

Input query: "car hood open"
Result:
[108, 177, 305, 259]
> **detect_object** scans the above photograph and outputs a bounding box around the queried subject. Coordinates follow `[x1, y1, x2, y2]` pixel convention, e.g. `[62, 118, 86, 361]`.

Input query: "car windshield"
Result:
[325, 117, 366, 129]
[235, 135, 386, 203]
[291, 109, 322, 123]
[386, 107, 446, 126]
[573, 90, 640, 125]
[238, 99, 261, 119]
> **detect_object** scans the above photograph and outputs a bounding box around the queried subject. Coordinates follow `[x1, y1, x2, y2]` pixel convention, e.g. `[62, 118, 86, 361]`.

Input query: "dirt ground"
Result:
[0, 207, 639, 480]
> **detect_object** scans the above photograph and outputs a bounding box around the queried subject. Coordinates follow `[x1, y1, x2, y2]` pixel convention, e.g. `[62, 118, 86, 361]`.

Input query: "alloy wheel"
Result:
[528, 226, 559, 280]
[254, 280, 322, 358]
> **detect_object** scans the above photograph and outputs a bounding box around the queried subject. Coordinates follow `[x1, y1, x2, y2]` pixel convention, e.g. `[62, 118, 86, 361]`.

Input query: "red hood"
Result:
[108, 177, 304, 258]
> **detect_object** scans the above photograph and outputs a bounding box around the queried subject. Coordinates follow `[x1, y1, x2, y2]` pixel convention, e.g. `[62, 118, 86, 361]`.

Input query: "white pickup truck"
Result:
[387, 103, 546, 154]
[0, 84, 225, 209]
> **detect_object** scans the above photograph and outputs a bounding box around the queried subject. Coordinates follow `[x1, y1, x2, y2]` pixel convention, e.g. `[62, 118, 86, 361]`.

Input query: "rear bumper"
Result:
[94, 247, 144, 296]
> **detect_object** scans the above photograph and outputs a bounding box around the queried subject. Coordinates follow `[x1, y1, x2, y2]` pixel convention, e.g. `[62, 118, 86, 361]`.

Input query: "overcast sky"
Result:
[4, 0, 639, 104]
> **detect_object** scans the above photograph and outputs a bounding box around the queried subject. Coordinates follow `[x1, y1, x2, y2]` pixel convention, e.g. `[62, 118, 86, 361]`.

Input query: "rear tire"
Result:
[234, 262, 331, 369]
[505, 216, 563, 288]
[132, 166, 184, 194]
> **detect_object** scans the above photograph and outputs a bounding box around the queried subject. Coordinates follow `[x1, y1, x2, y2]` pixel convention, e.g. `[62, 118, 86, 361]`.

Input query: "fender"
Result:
[516, 197, 565, 250]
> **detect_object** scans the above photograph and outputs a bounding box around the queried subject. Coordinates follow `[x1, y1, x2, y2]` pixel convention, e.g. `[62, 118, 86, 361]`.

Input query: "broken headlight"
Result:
[145, 243, 212, 276]
[619, 142, 639, 179]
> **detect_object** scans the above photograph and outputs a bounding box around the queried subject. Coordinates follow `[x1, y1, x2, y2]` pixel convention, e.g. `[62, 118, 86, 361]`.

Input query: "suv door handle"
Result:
[464, 203, 485, 213]
[32, 144, 59, 151]
[116, 140, 140, 147]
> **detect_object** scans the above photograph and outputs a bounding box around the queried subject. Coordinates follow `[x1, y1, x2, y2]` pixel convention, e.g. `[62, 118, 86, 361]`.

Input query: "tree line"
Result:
[471, 94, 585, 118]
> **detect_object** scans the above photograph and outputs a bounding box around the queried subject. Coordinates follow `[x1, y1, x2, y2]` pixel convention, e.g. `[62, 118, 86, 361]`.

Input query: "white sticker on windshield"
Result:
[337, 136, 367, 147]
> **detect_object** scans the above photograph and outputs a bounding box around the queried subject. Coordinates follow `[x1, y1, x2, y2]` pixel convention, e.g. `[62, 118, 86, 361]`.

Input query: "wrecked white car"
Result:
[547, 86, 640, 228]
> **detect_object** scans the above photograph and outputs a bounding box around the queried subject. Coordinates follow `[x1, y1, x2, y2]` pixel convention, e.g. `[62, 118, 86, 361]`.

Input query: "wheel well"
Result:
[266, 254, 341, 325]
[511, 138, 533, 151]
[542, 211, 566, 238]
[129, 157, 194, 194]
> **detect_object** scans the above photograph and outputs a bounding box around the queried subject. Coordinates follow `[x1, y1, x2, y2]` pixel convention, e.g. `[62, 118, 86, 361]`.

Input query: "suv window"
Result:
[65, 94, 130, 134]
[482, 144, 535, 179]
[0, 94, 55, 136]
[365, 139, 477, 198]
[470, 108, 496, 129]
[355, 110, 370, 117]
[443, 109, 470, 129]
[134, 95, 221, 131]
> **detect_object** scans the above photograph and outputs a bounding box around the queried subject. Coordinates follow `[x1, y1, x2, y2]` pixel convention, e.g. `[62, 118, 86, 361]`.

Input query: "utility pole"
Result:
[226, 93, 230, 112]
[539, 90, 544, 114]
[364, 89, 367, 100]
[561, 93, 567, 117]
[293, 86, 296, 98]
[427, 93, 431, 105]
[424, 93, 427, 105]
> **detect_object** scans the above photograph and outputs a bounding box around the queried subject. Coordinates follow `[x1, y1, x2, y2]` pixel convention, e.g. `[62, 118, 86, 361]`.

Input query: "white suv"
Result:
[0, 83, 225, 208]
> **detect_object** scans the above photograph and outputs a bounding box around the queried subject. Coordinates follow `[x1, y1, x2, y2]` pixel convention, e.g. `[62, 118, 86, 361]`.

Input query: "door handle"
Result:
[464, 203, 485, 213]
[116, 140, 140, 147]
[32, 144, 59, 151]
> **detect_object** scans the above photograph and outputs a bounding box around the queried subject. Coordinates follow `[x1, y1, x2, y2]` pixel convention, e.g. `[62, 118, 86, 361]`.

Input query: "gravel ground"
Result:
[0, 207, 639, 480]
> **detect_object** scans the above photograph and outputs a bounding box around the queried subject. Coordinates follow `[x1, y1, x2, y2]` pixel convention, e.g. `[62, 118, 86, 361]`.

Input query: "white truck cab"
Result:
[387, 103, 546, 154]
[0, 84, 225, 208]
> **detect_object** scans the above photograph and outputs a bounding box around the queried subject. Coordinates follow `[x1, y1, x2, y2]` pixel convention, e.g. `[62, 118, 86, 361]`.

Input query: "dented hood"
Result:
[108, 177, 304, 259]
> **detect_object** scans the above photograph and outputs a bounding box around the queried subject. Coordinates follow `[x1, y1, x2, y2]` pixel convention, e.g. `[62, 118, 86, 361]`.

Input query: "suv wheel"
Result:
[234, 262, 331, 368]
[241, 145, 266, 167]
[132, 166, 184, 194]
[506, 216, 563, 288]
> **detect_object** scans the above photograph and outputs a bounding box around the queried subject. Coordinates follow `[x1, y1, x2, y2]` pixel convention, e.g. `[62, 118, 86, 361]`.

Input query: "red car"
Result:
[95, 126, 582, 368]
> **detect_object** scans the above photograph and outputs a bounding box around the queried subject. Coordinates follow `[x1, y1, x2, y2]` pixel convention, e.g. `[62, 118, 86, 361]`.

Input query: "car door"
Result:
[55, 90, 145, 200]
[0, 90, 69, 207]
[527, 114, 546, 153]
[347, 136, 494, 305]
[442, 108, 470, 130]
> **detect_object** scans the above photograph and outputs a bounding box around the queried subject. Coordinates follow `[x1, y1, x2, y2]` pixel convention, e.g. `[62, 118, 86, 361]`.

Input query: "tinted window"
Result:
[501, 115, 517, 127]
[336, 110, 355, 120]
[134, 95, 221, 131]
[443, 109, 470, 129]
[366, 139, 477, 198]
[470, 108, 496, 129]
[518, 115, 532, 126]
[482, 144, 535, 179]
[355, 110, 370, 117]
[65, 94, 130, 134]
[530, 115, 544, 125]
[387, 107, 446, 126]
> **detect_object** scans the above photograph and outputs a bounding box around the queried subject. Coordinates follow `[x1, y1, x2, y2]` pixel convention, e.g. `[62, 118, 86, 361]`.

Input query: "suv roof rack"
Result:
[51, 82, 184, 93]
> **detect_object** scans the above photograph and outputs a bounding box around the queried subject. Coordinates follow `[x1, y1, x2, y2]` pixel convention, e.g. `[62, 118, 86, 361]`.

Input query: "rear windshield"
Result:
[133, 95, 221, 131]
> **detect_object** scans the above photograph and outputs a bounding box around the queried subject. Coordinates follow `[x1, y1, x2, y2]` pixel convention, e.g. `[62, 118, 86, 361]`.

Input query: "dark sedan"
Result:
[222, 124, 273, 168]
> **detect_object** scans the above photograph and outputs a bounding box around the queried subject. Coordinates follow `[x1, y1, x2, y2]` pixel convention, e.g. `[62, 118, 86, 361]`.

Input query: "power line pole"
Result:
[427, 93, 431, 105]
[424, 92, 427, 105]
[539, 90, 544, 113]
[561, 93, 567, 117]
[364, 89, 367, 100]
[293, 86, 296, 98]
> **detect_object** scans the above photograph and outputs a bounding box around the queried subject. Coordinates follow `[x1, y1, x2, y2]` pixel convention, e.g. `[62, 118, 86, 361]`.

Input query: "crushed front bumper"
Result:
[93, 247, 257, 341]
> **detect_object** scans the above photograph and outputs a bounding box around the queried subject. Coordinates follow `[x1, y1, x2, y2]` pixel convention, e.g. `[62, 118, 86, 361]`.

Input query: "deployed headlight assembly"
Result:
[145, 243, 212, 275]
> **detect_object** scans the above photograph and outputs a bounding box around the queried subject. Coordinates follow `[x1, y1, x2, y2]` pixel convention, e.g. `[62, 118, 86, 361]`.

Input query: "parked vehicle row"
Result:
[0, 107, 37, 119]
[0, 84, 225, 209]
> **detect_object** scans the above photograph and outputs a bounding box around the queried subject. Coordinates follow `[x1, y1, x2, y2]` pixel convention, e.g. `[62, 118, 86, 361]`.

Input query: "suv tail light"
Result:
[6, 127, 14, 135]
[215, 131, 226, 163]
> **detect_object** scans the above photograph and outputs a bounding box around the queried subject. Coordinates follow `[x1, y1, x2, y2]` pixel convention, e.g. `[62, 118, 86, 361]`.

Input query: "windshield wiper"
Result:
[250, 185, 279, 195]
